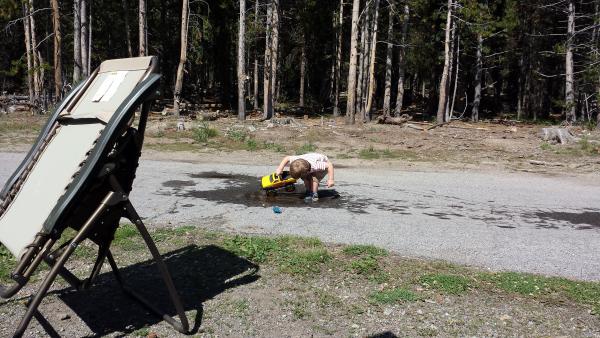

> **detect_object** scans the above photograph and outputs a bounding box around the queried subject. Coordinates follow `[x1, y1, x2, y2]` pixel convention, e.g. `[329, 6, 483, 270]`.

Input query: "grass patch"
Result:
[112, 223, 145, 250]
[578, 137, 599, 155]
[358, 146, 380, 159]
[227, 129, 248, 142]
[420, 274, 470, 294]
[193, 122, 218, 143]
[263, 141, 286, 153]
[370, 288, 420, 304]
[343, 244, 387, 257]
[296, 142, 317, 154]
[246, 138, 258, 151]
[222, 235, 280, 263]
[0, 244, 15, 282]
[540, 142, 552, 150]
[145, 142, 198, 152]
[350, 256, 379, 274]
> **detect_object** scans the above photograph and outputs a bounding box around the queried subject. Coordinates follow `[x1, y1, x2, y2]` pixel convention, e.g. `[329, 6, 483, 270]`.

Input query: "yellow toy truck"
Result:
[261, 171, 297, 196]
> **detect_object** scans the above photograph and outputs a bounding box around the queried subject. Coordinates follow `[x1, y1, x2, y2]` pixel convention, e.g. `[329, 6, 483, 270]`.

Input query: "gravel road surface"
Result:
[2, 152, 600, 280]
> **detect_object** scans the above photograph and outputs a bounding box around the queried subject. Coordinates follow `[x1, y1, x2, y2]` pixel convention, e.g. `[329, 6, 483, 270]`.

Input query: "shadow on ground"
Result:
[52, 245, 258, 336]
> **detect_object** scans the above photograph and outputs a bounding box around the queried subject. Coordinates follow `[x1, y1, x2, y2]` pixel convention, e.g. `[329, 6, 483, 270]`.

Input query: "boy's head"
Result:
[290, 159, 310, 179]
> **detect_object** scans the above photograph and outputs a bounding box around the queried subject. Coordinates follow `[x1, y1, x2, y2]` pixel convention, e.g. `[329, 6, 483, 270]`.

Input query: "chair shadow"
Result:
[55, 244, 259, 336]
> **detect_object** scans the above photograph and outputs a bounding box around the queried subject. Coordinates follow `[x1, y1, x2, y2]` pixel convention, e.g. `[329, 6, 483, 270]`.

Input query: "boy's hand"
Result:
[327, 179, 335, 188]
[275, 168, 282, 176]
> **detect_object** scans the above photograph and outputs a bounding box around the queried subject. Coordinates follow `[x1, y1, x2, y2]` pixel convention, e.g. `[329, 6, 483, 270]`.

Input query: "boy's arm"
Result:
[275, 156, 290, 175]
[326, 161, 335, 187]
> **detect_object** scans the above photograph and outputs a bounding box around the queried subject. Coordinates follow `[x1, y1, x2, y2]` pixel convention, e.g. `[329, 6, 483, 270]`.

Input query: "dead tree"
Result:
[51, 0, 62, 99]
[436, 0, 453, 123]
[263, 1, 273, 119]
[253, 0, 260, 111]
[394, 4, 409, 117]
[237, 0, 246, 120]
[472, 33, 482, 122]
[22, 2, 34, 103]
[81, 0, 89, 77]
[346, 0, 361, 124]
[565, 0, 576, 122]
[73, 0, 81, 83]
[382, 6, 393, 117]
[174, 0, 190, 117]
[139, 0, 148, 56]
[333, 0, 344, 116]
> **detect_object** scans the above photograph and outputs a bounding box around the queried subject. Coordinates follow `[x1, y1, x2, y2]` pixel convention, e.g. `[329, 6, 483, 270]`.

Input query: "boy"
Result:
[275, 152, 335, 201]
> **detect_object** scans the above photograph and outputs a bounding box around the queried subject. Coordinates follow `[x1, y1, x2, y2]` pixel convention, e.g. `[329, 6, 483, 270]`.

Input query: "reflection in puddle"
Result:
[160, 171, 411, 215]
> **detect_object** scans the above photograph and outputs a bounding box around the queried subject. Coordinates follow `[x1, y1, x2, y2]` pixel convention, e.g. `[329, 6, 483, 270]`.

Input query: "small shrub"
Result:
[264, 141, 286, 153]
[540, 142, 551, 150]
[420, 274, 470, 294]
[279, 249, 331, 275]
[222, 235, 279, 263]
[246, 138, 258, 151]
[228, 129, 248, 142]
[370, 288, 419, 304]
[194, 122, 218, 142]
[350, 256, 379, 274]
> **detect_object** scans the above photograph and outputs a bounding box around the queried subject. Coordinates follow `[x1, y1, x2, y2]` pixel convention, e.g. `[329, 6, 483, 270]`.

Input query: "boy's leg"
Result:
[303, 176, 312, 193]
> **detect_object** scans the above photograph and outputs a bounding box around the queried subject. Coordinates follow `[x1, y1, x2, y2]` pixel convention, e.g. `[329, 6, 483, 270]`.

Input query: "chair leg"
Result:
[13, 191, 119, 337]
[107, 201, 190, 334]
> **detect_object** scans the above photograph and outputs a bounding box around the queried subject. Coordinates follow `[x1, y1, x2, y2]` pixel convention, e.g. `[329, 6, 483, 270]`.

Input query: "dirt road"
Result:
[2, 151, 600, 280]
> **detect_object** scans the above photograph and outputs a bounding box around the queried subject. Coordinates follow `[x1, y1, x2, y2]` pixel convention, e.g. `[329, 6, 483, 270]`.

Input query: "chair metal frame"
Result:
[0, 57, 189, 337]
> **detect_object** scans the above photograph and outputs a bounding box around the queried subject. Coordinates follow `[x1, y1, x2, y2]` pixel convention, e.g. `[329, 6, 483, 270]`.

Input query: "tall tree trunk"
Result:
[365, 0, 380, 121]
[80, 0, 88, 77]
[471, 33, 482, 122]
[122, 0, 133, 57]
[436, 0, 453, 123]
[263, 2, 273, 119]
[449, 31, 460, 119]
[28, 0, 40, 104]
[444, 19, 455, 121]
[346, 0, 361, 124]
[253, 0, 259, 111]
[88, 2, 92, 73]
[237, 0, 246, 120]
[139, 0, 147, 56]
[394, 4, 409, 116]
[299, 36, 306, 107]
[73, 0, 81, 83]
[270, 0, 279, 106]
[333, 0, 344, 116]
[382, 6, 393, 117]
[174, 0, 189, 117]
[23, 3, 33, 103]
[356, 6, 368, 117]
[565, 0, 576, 122]
[51, 0, 62, 99]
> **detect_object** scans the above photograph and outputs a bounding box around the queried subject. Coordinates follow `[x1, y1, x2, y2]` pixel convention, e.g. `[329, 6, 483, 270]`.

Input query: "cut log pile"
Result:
[0, 95, 35, 114]
[539, 127, 577, 145]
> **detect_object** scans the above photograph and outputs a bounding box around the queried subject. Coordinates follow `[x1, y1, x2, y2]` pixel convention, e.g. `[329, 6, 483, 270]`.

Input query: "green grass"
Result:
[246, 139, 258, 151]
[358, 146, 380, 159]
[0, 244, 15, 282]
[350, 256, 379, 274]
[370, 287, 420, 304]
[420, 274, 470, 294]
[343, 244, 388, 257]
[540, 142, 552, 150]
[132, 326, 150, 337]
[263, 141, 286, 153]
[193, 122, 218, 143]
[112, 223, 144, 250]
[296, 142, 317, 154]
[578, 137, 598, 155]
[227, 129, 248, 142]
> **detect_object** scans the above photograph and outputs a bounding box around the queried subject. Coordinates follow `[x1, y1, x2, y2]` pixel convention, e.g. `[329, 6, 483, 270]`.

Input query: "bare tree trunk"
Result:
[445, 19, 455, 121]
[270, 0, 279, 106]
[73, 0, 81, 83]
[436, 0, 452, 123]
[88, 3, 92, 73]
[28, 0, 40, 104]
[174, 0, 189, 117]
[365, 0, 380, 121]
[356, 6, 368, 118]
[80, 0, 88, 77]
[565, 0, 576, 122]
[472, 33, 482, 122]
[263, 2, 273, 119]
[139, 0, 147, 56]
[122, 0, 133, 57]
[382, 6, 393, 117]
[449, 31, 459, 119]
[394, 4, 409, 117]
[23, 3, 33, 103]
[253, 0, 259, 111]
[346, 0, 361, 124]
[237, 0, 246, 120]
[51, 0, 62, 99]
[333, 0, 344, 116]
[300, 36, 306, 107]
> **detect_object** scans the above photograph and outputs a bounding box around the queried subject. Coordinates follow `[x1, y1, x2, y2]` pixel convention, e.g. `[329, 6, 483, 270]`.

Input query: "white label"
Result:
[91, 71, 128, 102]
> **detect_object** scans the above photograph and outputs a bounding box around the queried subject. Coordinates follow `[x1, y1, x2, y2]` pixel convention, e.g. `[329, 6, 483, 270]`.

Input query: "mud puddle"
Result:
[161, 171, 412, 215]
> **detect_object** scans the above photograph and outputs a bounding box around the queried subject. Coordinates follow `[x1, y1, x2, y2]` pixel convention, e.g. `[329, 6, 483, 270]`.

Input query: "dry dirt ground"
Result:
[2, 113, 600, 176]
[1, 226, 599, 337]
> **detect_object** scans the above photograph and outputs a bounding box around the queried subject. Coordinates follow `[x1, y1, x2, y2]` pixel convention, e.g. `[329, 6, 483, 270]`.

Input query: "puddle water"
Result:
[533, 211, 600, 229]
[160, 171, 412, 215]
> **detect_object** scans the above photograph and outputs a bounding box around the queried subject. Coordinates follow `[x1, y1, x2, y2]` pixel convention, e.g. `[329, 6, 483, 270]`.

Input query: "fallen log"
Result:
[376, 114, 412, 125]
[540, 127, 577, 145]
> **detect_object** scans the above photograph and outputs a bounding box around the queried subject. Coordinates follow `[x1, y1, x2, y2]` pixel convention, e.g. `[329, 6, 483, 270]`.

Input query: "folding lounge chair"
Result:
[0, 56, 189, 337]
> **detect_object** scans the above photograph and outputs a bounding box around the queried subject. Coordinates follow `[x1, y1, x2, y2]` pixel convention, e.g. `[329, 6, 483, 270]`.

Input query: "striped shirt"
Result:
[288, 153, 329, 173]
